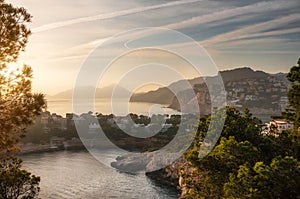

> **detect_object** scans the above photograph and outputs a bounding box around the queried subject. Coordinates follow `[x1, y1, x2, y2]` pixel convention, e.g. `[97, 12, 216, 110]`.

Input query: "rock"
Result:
[111, 153, 150, 173]
[111, 151, 185, 193]
[146, 156, 184, 188]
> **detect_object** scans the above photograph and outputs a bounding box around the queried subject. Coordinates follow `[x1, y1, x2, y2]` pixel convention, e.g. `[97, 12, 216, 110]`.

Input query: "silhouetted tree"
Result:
[0, 1, 45, 198]
[284, 58, 300, 128]
[0, 157, 40, 199]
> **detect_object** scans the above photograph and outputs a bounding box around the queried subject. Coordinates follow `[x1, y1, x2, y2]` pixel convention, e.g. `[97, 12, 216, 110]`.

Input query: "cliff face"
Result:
[178, 160, 203, 198]
[146, 156, 199, 199]
[111, 153, 185, 193]
[146, 156, 184, 188]
[168, 83, 211, 116]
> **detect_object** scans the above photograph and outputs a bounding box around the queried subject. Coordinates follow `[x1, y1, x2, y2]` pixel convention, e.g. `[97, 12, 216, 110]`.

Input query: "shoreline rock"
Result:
[111, 152, 184, 194]
[17, 140, 86, 155]
[146, 156, 184, 188]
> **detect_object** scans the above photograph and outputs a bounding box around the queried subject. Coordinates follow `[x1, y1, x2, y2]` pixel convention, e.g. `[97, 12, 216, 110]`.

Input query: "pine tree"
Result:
[0, 1, 46, 198]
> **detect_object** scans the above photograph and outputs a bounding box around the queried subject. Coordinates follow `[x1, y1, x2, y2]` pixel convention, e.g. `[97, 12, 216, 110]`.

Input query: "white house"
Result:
[263, 119, 294, 134]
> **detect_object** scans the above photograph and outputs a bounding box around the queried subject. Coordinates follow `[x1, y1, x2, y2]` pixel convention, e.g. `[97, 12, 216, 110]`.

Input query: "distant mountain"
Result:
[270, 72, 290, 84]
[130, 67, 289, 115]
[130, 76, 204, 104]
[130, 87, 174, 104]
[218, 67, 268, 82]
[130, 67, 270, 104]
[48, 67, 289, 116]
[48, 85, 131, 100]
[97, 84, 132, 99]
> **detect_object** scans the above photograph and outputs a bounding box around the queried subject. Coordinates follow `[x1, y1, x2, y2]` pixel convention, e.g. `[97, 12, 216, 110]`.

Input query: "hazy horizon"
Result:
[46, 66, 288, 97]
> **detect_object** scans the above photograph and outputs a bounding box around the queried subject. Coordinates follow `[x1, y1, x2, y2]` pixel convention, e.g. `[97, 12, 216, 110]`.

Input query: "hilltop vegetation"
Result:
[179, 60, 300, 198]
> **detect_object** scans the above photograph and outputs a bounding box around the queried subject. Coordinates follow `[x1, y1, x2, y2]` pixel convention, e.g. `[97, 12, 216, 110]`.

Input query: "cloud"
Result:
[31, 0, 300, 66]
[240, 27, 300, 39]
[201, 14, 300, 46]
[217, 38, 287, 47]
[48, 15, 300, 62]
[164, 1, 296, 30]
[39, 37, 113, 62]
[32, 0, 202, 33]
[219, 49, 300, 55]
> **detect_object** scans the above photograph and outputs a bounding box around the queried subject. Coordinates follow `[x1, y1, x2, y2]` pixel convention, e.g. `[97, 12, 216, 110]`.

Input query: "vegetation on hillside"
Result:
[180, 59, 300, 198]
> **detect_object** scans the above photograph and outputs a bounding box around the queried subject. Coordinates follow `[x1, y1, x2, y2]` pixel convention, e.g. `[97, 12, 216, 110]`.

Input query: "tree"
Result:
[224, 156, 300, 199]
[0, 157, 40, 199]
[0, 0, 31, 64]
[181, 107, 300, 198]
[0, 1, 45, 198]
[0, 65, 45, 155]
[285, 58, 300, 128]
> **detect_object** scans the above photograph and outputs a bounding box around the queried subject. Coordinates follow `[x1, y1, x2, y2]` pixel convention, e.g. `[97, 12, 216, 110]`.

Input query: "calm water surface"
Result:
[47, 99, 271, 122]
[47, 99, 180, 116]
[22, 150, 179, 199]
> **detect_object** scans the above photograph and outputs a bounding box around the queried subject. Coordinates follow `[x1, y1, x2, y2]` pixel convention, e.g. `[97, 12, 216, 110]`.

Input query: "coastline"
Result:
[17, 141, 86, 156]
[19, 141, 182, 196]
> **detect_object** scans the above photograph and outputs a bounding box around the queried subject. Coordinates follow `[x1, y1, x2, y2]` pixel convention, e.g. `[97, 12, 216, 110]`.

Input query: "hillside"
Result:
[131, 67, 282, 102]
[131, 67, 289, 115]
[130, 76, 204, 104]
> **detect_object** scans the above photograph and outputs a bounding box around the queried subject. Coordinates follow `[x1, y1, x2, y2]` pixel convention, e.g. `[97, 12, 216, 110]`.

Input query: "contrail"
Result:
[32, 0, 201, 33]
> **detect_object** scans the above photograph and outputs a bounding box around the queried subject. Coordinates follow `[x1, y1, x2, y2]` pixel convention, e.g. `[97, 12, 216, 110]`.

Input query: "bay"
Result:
[46, 99, 180, 116]
[22, 150, 179, 199]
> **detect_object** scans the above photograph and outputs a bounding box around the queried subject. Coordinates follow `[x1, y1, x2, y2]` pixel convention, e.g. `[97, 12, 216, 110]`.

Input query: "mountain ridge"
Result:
[47, 85, 131, 100]
[48, 67, 288, 105]
[130, 67, 287, 104]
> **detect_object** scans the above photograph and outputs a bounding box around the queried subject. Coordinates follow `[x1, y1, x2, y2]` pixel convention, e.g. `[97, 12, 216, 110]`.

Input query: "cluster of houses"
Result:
[40, 111, 79, 132]
[40, 111, 67, 132]
[224, 77, 289, 111]
[39, 109, 296, 147]
[105, 115, 182, 135]
[40, 111, 103, 133]
[39, 111, 198, 136]
[188, 75, 289, 116]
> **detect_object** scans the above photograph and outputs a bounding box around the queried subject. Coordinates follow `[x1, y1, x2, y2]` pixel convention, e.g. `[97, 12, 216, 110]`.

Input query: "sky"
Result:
[6, 0, 300, 95]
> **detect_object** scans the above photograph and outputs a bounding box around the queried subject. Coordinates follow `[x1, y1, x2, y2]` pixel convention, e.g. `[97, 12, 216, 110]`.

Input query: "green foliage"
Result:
[0, 0, 46, 153]
[181, 107, 300, 198]
[166, 115, 181, 126]
[0, 0, 31, 64]
[287, 58, 300, 83]
[181, 59, 300, 198]
[0, 157, 40, 199]
[284, 58, 300, 128]
[0, 1, 45, 198]
[0, 65, 45, 154]
[224, 156, 300, 199]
